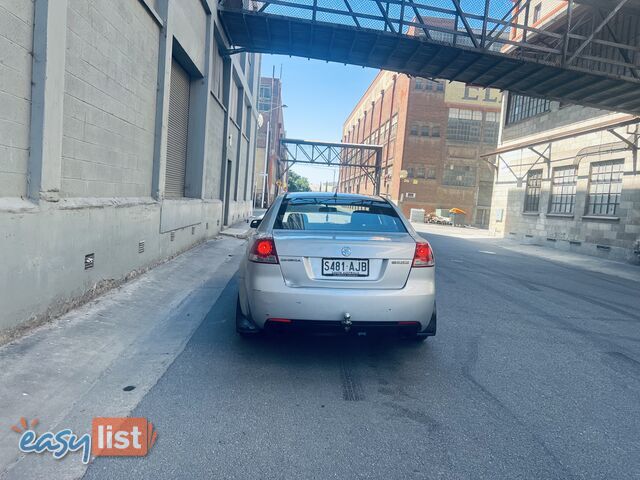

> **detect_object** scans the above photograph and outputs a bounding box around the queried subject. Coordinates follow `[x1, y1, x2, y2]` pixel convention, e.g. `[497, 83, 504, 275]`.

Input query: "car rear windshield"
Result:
[273, 197, 407, 233]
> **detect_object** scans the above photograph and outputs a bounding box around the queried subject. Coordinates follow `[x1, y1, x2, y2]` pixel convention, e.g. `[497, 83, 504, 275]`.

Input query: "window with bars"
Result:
[586, 160, 624, 216]
[549, 166, 577, 214]
[524, 169, 543, 212]
[506, 94, 551, 125]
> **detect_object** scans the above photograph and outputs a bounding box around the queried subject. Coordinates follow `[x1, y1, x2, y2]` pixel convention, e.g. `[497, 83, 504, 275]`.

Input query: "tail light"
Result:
[412, 242, 434, 267]
[249, 237, 279, 264]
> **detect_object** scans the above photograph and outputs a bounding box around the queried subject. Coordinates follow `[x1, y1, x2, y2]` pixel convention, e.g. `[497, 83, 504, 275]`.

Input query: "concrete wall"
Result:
[0, 0, 34, 198]
[0, 0, 261, 334]
[61, 0, 158, 197]
[490, 99, 640, 263]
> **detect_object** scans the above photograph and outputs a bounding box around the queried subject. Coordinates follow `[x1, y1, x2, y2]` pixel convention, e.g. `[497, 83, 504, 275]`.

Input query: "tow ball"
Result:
[342, 313, 352, 332]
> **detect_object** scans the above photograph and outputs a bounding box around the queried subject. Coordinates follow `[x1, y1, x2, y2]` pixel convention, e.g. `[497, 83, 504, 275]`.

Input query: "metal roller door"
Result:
[165, 58, 191, 198]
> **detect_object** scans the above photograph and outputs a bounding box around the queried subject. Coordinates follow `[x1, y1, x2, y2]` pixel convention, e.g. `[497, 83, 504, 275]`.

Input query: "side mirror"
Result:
[250, 219, 261, 228]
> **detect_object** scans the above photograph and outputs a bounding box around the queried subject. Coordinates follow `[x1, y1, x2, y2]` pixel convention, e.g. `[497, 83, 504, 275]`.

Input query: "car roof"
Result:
[284, 192, 386, 202]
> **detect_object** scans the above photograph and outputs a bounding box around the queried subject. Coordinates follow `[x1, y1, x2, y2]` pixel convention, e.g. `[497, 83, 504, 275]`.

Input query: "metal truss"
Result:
[279, 139, 384, 194]
[222, 0, 640, 83]
[486, 119, 640, 183]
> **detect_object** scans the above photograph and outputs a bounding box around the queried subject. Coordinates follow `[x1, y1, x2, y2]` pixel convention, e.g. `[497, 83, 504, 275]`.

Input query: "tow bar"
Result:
[342, 313, 352, 332]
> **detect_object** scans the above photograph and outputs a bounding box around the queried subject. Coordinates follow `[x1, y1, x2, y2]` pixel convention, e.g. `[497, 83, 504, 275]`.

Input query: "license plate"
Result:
[321, 258, 369, 277]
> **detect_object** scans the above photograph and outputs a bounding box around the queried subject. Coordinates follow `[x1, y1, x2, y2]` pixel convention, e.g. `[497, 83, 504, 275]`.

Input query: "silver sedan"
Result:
[236, 192, 436, 340]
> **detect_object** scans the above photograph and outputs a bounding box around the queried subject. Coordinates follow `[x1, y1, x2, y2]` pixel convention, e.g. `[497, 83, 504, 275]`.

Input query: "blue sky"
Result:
[260, 55, 379, 185]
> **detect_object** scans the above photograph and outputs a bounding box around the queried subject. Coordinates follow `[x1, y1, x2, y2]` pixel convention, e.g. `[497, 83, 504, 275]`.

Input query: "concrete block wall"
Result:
[206, 95, 226, 200]
[0, 0, 34, 198]
[0, 199, 223, 334]
[490, 105, 640, 263]
[61, 0, 159, 197]
[0, 0, 261, 335]
[501, 103, 610, 143]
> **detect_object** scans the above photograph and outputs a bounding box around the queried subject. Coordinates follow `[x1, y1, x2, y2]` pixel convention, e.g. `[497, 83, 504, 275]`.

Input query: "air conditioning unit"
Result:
[405, 192, 416, 199]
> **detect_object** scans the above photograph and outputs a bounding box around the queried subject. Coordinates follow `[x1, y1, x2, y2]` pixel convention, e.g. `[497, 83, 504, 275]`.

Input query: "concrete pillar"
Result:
[27, 0, 68, 202]
[151, 0, 171, 201]
[185, 10, 213, 199]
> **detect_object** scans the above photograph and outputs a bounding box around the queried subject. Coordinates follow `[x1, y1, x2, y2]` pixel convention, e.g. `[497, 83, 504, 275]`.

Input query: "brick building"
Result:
[255, 76, 285, 207]
[339, 71, 501, 227]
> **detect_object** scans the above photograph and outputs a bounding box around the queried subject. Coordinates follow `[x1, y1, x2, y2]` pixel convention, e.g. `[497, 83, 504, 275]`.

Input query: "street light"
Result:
[258, 104, 287, 209]
[260, 104, 288, 118]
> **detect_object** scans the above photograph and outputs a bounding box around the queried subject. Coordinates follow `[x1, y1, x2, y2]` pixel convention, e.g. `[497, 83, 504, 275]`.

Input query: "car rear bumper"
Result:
[241, 264, 435, 330]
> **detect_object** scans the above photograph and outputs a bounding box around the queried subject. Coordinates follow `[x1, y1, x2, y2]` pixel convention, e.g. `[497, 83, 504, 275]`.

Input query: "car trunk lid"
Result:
[273, 231, 416, 289]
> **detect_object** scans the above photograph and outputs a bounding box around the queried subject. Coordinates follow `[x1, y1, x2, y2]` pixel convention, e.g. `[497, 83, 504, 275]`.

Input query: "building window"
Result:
[421, 125, 430, 137]
[506, 94, 551, 125]
[436, 82, 444, 92]
[212, 36, 224, 100]
[259, 85, 271, 100]
[533, 4, 542, 23]
[390, 114, 398, 139]
[410, 124, 419, 136]
[415, 78, 424, 90]
[245, 105, 252, 138]
[426, 166, 436, 179]
[380, 121, 389, 142]
[586, 160, 624, 216]
[442, 164, 476, 187]
[406, 167, 414, 178]
[549, 166, 577, 214]
[483, 111, 500, 145]
[447, 108, 481, 142]
[416, 166, 425, 178]
[524, 169, 543, 212]
[432, 125, 440, 137]
[229, 80, 243, 125]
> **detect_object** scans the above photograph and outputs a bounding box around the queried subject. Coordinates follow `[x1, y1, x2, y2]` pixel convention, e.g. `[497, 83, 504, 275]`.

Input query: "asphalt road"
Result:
[83, 232, 640, 480]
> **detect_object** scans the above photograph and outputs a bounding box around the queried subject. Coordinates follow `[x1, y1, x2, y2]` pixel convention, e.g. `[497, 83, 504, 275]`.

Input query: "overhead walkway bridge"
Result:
[219, 0, 640, 114]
